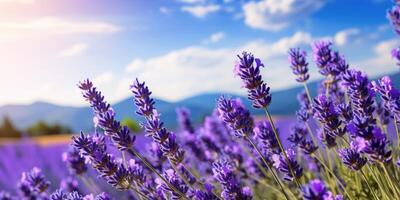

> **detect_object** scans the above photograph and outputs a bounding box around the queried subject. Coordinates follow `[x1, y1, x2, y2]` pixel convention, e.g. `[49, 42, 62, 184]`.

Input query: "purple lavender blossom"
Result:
[131, 79, 185, 165]
[95, 192, 111, 200]
[372, 76, 400, 122]
[217, 97, 253, 137]
[288, 124, 308, 147]
[272, 149, 303, 181]
[62, 147, 87, 176]
[212, 160, 252, 200]
[302, 179, 342, 200]
[20, 167, 50, 194]
[50, 190, 66, 200]
[296, 90, 312, 122]
[312, 41, 333, 76]
[288, 48, 310, 82]
[299, 140, 318, 155]
[388, 2, 400, 35]
[176, 107, 195, 133]
[313, 95, 345, 138]
[157, 169, 189, 200]
[78, 79, 135, 151]
[339, 145, 367, 171]
[254, 121, 280, 152]
[0, 191, 12, 200]
[192, 183, 219, 200]
[60, 177, 80, 193]
[328, 51, 349, 76]
[234, 52, 271, 109]
[391, 47, 400, 66]
[363, 129, 392, 163]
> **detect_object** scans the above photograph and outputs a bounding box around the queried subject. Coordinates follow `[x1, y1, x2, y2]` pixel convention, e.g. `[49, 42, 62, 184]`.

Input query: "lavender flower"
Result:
[50, 190, 66, 200]
[302, 179, 342, 200]
[313, 95, 345, 138]
[60, 177, 80, 193]
[312, 41, 333, 76]
[131, 79, 185, 165]
[20, 167, 50, 194]
[176, 107, 195, 133]
[288, 124, 308, 147]
[62, 147, 87, 175]
[299, 140, 318, 155]
[391, 47, 400, 66]
[235, 52, 271, 109]
[217, 97, 253, 137]
[296, 90, 312, 122]
[192, 183, 219, 200]
[388, 2, 400, 35]
[0, 191, 12, 200]
[157, 169, 189, 200]
[328, 51, 349, 76]
[372, 76, 400, 122]
[212, 160, 252, 200]
[272, 149, 303, 181]
[254, 121, 280, 152]
[363, 129, 392, 163]
[288, 48, 310, 82]
[78, 79, 135, 151]
[339, 145, 367, 171]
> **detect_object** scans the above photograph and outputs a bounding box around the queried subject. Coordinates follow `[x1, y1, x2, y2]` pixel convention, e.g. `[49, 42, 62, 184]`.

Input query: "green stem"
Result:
[264, 108, 302, 190]
[303, 82, 313, 104]
[245, 136, 291, 200]
[360, 169, 380, 200]
[381, 163, 400, 197]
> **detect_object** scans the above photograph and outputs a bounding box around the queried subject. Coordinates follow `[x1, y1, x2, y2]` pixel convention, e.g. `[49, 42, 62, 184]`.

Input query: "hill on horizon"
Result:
[1, 72, 399, 132]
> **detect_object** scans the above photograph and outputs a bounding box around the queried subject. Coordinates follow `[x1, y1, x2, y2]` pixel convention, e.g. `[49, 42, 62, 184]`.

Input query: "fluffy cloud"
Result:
[93, 72, 114, 87]
[160, 7, 172, 14]
[334, 28, 360, 46]
[125, 31, 318, 101]
[59, 43, 88, 57]
[0, 18, 121, 36]
[181, 4, 221, 18]
[242, 0, 324, 31]
[357, 39, 399, 76]
[203, 32, 225, 43]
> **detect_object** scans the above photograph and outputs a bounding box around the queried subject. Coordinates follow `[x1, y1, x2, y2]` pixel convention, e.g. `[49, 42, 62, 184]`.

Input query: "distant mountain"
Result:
[1, 72, 399, 132]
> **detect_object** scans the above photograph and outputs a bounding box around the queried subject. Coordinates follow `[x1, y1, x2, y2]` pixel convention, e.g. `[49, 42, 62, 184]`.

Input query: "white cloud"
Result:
[203, 32, 225, 44]
[356, 39, 399, 76]
[0, 0, 35, 4]
[181, 4, 221, 18]
[59, 43, 88, 57]
[0, 18, 121, 36]
[334, 28, 360, 46]
[93, 72, 114, 87]
[125, 31, 318, 101]
[160, 7, 172, 14]
[242, 0, 324, 31]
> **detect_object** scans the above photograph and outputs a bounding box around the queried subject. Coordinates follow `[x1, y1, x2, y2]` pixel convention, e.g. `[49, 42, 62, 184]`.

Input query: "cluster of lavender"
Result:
[3, 2, 400, 199]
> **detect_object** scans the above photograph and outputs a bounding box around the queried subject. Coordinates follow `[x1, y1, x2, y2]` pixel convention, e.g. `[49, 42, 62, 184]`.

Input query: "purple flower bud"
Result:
[299, 140, 318, 155]
[235, 52, 271, 109]
[157, 169, 189, 199]
[339, 147, 367, 171]
[312, 41, 333, 76]
[50, 190, 66, 200]
[0, 191, 12, 200]
[392, 47, 400, 66]
[217, 97, 253, 137]
[20, 167, 50, 194]
[212, 160, 252, 200]
[288, 124, 308, 147]
[388, 2, 400, 35]
[62, 147, 87, 175]
[288, 48, 310, 82]
[60, 177, 80, 193]
[254, 121, 280, 152]
[313, 95, 345, 138]
[372, 76, 400, 122]
[272, 149, 303, 181]
[176, 107, 195, 133]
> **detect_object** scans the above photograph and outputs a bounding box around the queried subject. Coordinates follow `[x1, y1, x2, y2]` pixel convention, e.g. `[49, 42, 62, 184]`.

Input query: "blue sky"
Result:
[0, 0, 398, 106]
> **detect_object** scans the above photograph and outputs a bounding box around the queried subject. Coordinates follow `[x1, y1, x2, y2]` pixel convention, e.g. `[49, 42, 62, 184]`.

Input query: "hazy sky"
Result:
[0, 0, 398, 106]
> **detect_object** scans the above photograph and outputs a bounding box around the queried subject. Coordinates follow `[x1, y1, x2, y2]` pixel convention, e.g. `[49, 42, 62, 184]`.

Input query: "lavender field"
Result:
[3, 0, 400, 200]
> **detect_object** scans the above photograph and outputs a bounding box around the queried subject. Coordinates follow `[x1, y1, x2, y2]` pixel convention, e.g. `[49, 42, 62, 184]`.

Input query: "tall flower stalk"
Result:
[234, 52, 302, 189]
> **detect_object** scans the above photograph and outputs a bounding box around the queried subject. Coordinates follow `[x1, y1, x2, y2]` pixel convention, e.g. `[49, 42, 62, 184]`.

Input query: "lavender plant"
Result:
[3, 2, 400, 200]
